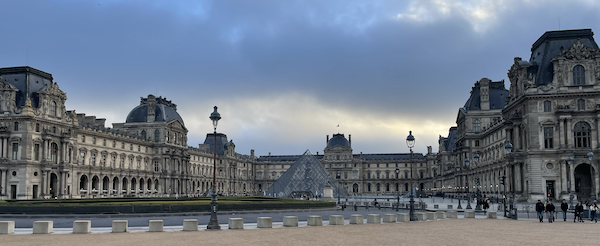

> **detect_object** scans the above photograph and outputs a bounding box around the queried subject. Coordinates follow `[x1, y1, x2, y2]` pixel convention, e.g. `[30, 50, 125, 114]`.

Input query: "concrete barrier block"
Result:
[350, 214, 364, 224]
[434, 204, 439, 209]
[183, 219, 198, 231]
[464, 211, 475, 218]
[415, 213, 426, 221]
[447, 205, 453, 209]
[228, 218, 244, 229]
[397, 213, 410, 222]
[446, 211, 458, 219]
[33, 221, 53, 234]
[0, 221, 15, 234]
[487, 211, 497, 219]
[73, 220, 91, 234]
[329, 215, 344, 225]
[257, 217, 272, 228]
[283, 216, 298, 227]
[149, 220, 164, 232]
[427, 212, 437, 221]
[367, 214, 380, 224]
[436, 211, 446, 219]
[112, 220, 128, 233]
[383, 214, 396, 223]
[308, 216, 322, 226]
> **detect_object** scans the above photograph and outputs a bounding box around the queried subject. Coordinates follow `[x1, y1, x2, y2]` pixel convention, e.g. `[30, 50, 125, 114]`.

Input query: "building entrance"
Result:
[575, 164, 593, 200]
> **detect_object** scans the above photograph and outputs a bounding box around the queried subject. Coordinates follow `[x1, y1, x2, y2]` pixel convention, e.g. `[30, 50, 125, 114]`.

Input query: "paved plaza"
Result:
[2, 218, 598, 246]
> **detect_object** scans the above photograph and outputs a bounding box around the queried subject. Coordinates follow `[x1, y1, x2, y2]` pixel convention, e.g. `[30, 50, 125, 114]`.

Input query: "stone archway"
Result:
[50, 173, 58, 198]
[575, 163, 594, 200]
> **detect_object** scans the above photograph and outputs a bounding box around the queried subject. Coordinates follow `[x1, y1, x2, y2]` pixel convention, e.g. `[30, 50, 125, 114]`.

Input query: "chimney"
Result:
[147, 94, 156, 122]
[349, 134, 351, 147]
[317, 151, 319, 155]
[427, 146, 432, 154]
[251, 149, 255, 157]
[479, 78, 490, 111]
[326, 135, 329, 144]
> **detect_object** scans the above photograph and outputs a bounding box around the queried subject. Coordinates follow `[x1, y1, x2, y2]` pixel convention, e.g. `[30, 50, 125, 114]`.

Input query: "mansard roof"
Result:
[126, 95, 184, 125]
[443, 127, 458, 152]
[528, 29, 599, 85]
[463, 79, 508, 111]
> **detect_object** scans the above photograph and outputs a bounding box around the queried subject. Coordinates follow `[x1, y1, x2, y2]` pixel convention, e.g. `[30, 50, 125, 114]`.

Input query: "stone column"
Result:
[561, 161, 567, 194]
[569, 164, 576, 194]
[559, 119, 565, 148]
[1, 169, 6, 195]
[567, 119, 573, 148]
[3, 138, 7, 158]
[58, 172, 64, 195]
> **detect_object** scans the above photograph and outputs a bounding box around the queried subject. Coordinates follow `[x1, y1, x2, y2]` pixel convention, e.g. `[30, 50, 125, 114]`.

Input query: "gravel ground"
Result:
[2, 219, 597, 246]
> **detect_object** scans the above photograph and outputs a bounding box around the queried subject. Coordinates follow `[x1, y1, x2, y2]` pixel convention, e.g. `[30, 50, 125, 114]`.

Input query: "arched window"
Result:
[50, 143, 58, 164]
[50, 101, 57, 116]
[367, 171, 371, 179]
[404, 183, 409, 191]
[577, 99, 586, 111]
[473, 119, 481, 133]
[574, 121, 591, 148]
[386, 183, 390, 192]
[376, 183, 380, 192]
[573, 65, 585, 85]
[404, 171, 408, 179]
[367, 183, 371, 192]
[376, 171, 380, 179]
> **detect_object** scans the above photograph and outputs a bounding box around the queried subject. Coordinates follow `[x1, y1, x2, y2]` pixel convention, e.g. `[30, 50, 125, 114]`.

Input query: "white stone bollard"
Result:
[427, 212, 437, 221]
[33, 221, 53, 234]
[464, 211, 475, 218]
[487, 211, 497, 219]
[447, 211, 458, 219]
[73, 220, 91, 234]
[329, 215, 344, 225]
[436, 211, 446, 219]
[415, 212, 426, 221]
[397, 214, 410, 222]
[283, 216, 298, 227]
[308, 216, 322, 226]
[228, 218, 244, 229]
[257, 217, 272, 228]
[0, 221, 15, 234]
[383, 214, 397, 223]
[350, 214, 364, 224]
[367, 214, 381, 224]
[183, 219, 198, 231]
[112, 220, 128, 233]
[149, 220, 164, 232]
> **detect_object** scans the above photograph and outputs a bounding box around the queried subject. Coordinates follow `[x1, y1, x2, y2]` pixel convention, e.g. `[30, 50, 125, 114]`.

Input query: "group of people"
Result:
[535, 199, 599, 223]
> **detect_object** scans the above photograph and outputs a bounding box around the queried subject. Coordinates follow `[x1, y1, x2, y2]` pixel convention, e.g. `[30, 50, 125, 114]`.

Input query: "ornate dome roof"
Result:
[327, 133, 350, 148]
[126, 95, 184, 125]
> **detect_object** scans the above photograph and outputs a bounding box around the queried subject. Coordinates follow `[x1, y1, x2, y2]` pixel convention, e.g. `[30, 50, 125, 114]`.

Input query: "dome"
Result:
[126, 95, 184, 125]
[327, 133, 350, 148]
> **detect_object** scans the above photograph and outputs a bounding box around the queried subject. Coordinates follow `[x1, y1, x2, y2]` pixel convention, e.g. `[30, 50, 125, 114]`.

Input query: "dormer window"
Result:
[573, 65, 585, 85]
[50, 101, 57, 116]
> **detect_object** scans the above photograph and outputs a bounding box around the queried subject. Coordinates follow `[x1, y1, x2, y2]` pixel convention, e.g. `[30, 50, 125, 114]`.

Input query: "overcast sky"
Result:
[1, 0, 599, 156]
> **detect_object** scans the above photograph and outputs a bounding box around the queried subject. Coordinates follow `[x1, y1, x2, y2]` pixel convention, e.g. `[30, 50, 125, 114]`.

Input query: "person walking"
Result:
[536, 200, 545, 223]
[561, 199, 569, 221]
[590, 203, 598, 223]
[546, 201, 556, 223]
[575, 201, 584, 223]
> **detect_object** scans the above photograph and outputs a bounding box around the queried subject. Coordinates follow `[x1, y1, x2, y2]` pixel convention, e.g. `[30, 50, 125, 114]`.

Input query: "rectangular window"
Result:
[34, 144, 40, 161]
[12, 143, 18, 160]
[544, 127, 553, 149]
[543, 101, 552, 112]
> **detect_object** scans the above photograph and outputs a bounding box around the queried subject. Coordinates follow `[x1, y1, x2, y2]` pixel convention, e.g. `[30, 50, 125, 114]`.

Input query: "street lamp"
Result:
[395, 168, 400, 212]
[588, 151, 595, 202]
[504, 140, 513, 217]
[464, 157, 472, 209]
[207, 106, 221, 230]
[406, 131, 416, 221]
[473, 153, 481, 211]
[567, 156, 574, 208]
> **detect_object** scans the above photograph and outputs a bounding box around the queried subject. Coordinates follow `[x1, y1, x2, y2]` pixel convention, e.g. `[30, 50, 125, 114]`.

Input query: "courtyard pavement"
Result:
[2, 218, 598, 246]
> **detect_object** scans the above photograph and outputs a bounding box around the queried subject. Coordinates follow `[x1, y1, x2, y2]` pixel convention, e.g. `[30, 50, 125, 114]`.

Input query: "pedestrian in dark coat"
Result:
[561, 200, 569, 221]
[574, 202, 584, 223]
[545, 201, 556, 223]
[535, 200, 545, 223]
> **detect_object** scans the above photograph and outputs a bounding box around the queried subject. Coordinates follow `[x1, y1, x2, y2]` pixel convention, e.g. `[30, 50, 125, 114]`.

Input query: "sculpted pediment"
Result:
[0, 76, 18, 91]
[555, 40, 600, 60]
[167, 119, 187, 131]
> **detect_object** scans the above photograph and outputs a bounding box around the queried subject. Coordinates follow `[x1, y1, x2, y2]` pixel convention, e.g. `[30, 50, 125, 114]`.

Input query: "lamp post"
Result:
[207, 106, 221, 230]
[567, 156, 574, 208]
[588, 151, 595, 202]
[395, 168, 400, 212]
[504, 140, 513, 218]
[406, 131, 416, 221]
[473, 153, 482, 211]
[465, 157, 472, 209]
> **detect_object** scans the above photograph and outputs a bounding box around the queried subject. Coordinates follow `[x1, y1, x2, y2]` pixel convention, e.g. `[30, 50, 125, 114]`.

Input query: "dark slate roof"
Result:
[356, 153, 425, 160]
[126, 96, 184, 125]
[444, 127, 458, 152]
[326, 133, 350, 148]
[463, 80, 508, 111]
[203, 133, 230, 156]
[0, 66, 55, 108]
[529, 29, 598, 85]
[257, 155, 324, 162]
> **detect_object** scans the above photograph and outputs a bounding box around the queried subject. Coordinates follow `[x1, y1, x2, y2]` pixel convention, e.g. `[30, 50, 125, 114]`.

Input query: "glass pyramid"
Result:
[266, 150, 348, 198]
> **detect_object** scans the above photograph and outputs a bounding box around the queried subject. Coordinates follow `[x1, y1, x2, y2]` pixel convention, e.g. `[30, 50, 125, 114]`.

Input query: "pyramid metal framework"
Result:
[266, 150, 348, 198]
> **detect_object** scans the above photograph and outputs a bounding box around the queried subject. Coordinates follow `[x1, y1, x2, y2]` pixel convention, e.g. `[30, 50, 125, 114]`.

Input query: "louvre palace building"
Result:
[1, 29, 600, 203]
